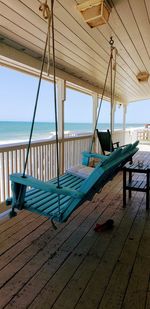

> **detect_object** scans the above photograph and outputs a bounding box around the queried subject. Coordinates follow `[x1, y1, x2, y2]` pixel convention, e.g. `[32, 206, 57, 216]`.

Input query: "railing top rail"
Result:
[0, 134, 92, 153]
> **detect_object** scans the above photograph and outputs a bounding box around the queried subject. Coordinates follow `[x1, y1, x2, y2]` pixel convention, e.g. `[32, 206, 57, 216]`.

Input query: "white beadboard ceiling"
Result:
[0, 0, 150, 104]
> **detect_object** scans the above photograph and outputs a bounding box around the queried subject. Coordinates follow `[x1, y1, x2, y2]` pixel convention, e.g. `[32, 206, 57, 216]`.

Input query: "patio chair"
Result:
[96, 129, 120, 155]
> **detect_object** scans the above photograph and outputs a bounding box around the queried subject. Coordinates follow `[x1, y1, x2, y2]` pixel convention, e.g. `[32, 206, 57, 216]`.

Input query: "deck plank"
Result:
[0, 213, 42, 244]
[0, 175, 122, 308]
[6, 175, 123, 308]
[0, 214, 47, 257]
[146, 291, 150, 309]
[68, 193, 144, 309]
[44, 195, 124, 309]
[122, 209, 150, 309]
[0, 211, 32, 232]
[96, 195, 146, 309]
[0, 199, 89, 274]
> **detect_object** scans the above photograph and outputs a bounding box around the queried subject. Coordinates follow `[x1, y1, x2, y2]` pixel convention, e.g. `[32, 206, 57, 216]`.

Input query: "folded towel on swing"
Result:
[66, 164, 94, 179]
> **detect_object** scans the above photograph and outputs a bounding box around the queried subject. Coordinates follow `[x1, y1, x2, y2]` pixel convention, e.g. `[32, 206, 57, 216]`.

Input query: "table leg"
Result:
[129, 170, 132, 199]
[123, 169, 126, 208]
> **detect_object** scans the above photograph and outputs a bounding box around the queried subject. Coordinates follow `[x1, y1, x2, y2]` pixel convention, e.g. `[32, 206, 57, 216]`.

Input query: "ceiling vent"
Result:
[136, 72, 149, 82]
[77, 0, 112, 28]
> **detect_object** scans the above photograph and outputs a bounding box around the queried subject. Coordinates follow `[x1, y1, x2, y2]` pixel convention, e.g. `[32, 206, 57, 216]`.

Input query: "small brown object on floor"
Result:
[94, 219, 114, 232]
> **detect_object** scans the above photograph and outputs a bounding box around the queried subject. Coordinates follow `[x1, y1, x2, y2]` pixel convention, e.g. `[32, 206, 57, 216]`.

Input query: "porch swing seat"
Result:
[8, 141, 139, 223]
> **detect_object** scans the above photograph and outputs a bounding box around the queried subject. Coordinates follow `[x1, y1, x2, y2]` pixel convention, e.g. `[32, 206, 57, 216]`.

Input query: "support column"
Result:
[57, 79, 66, 174]
[123, 104, 127, 144]
[123, 104, 127, 131]
[92, 92, 98, 152]
[111, 102, 116, 133]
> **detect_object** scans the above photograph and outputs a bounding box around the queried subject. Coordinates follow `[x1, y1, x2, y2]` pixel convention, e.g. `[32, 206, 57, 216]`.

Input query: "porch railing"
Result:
[136, 128, 150, 142]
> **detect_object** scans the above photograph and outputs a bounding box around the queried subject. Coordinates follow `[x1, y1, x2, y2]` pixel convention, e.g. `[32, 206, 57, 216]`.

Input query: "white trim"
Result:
[123, 105, 127, 131]
[92, 92, 98, 132]
[57, 79, 66, 173]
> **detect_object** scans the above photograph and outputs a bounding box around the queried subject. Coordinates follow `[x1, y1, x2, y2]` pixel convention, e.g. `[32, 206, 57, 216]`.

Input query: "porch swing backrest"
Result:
[52, 142, 139, 221]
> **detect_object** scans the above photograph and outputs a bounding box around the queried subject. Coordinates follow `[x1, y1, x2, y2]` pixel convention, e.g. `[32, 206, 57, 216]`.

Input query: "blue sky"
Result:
[0, 66, 150, 124]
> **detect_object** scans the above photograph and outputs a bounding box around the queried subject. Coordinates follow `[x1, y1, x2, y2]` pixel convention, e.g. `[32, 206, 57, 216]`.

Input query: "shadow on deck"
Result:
[0, 150, 150, 309]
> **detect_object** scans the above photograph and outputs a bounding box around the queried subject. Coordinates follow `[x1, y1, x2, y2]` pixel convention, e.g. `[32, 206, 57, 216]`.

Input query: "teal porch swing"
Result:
[7, 1, 139, 224]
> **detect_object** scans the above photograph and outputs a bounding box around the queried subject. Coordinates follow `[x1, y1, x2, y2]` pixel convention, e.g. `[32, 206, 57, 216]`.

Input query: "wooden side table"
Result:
[123, 162, 150, 210]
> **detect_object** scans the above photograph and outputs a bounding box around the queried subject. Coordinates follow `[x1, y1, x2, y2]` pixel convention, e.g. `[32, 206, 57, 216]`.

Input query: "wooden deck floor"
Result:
[0, 150, 150, 309]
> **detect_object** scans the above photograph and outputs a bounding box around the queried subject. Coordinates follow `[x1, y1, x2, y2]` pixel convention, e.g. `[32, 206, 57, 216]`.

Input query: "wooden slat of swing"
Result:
[25, 174, 83, 206]
[24, 194, 70, 217]
[22, 173, 85, 218]
[41, 180, 84, 216]
[24, 177, 72, 202]
[34, 195, 70, 213]
[25, 190, 50, 202]
[23, 197, 67, 218]
[43, 197, 72, 217]
[50, 173, 81, 184]
[24, 170, 77, 202]
[25, 192, 57, 209]
[26, 174, 84, 205]
[10, 174, 85, 200]
[24, 184, 82, 215]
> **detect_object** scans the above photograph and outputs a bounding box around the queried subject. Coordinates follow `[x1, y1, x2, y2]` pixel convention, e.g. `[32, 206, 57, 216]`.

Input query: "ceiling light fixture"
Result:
[136, 72, 149, 82]
[77, 0, 111, 28]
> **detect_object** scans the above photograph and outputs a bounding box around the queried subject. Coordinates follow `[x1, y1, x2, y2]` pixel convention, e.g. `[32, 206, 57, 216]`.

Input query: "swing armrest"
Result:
[113, 141, 120, 148]
[10, 174, 85, 199]
[82, 151, 107, 162]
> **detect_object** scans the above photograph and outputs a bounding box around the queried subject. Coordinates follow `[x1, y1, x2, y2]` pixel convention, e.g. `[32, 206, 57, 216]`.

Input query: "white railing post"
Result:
[57, 79, 66, 174]
[92, 92, 98, 152]
[112, 102, 116, 132]
[123, 104, 127, 143]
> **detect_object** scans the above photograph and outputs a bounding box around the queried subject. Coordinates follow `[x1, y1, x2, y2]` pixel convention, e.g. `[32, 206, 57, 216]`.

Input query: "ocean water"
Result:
[0, 121, 144, 145]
